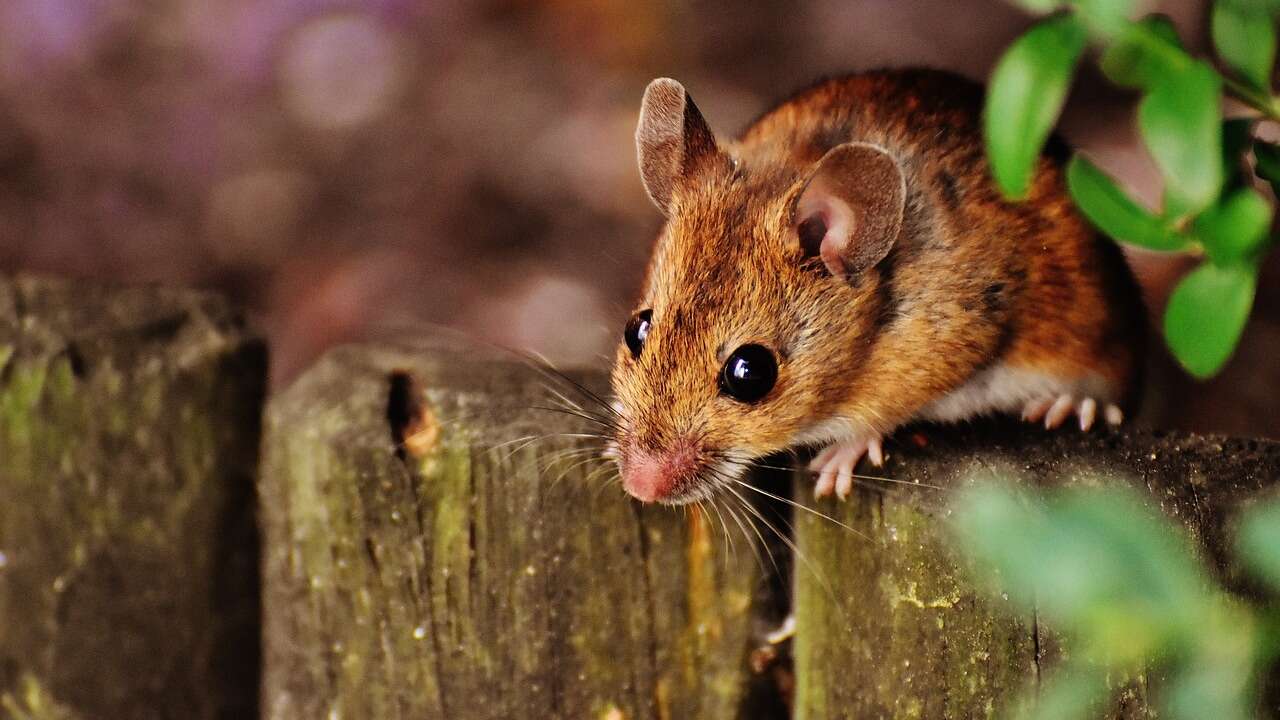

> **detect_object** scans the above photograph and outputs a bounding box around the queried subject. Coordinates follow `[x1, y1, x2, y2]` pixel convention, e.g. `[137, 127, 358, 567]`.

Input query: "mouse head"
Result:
[609, 78, 907, 505]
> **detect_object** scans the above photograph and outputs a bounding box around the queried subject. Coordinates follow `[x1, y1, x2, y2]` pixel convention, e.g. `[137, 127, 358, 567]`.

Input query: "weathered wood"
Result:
[260, 338, 786, 719]
[792, 419, 1280, 719]
[9, 276, 1278, 719]
[263, 335, 1280, 719]
[0, 274, 265, 719]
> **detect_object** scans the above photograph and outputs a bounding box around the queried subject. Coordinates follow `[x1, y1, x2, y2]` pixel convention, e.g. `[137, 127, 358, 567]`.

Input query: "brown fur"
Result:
[611, 69, 1146, 500]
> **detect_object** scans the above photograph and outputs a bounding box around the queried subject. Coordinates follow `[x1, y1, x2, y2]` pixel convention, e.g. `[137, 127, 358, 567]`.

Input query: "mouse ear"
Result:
[636, 78, 719, 216]
[794, 142, 906, 278]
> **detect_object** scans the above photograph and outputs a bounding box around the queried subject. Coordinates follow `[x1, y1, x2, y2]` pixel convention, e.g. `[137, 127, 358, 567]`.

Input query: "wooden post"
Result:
[7, 273, 1277, 719]
[259, 338, 788, 719]
[0, 274, 265, 719]
[792, 419, 1280, 719]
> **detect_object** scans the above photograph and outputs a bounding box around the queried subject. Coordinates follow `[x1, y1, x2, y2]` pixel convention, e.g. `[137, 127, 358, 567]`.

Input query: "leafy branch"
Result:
[984, 0, 1279, 377]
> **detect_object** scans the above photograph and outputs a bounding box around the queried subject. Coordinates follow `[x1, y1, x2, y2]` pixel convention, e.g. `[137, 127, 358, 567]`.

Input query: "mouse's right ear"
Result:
[794, 142, 906, 279]
[636, 78, 719, 216]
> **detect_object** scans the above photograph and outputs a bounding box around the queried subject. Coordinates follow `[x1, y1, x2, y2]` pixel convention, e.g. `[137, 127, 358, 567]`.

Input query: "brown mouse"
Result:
[608, 69, 1145, 504]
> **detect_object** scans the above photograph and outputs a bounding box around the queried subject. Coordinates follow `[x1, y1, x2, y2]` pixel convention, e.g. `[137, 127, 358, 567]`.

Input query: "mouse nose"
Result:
[621, 447, 697, 503]
[622, 452, 670, 502]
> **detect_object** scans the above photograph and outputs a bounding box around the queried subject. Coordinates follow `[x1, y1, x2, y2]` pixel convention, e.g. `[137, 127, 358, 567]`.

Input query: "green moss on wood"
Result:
[1, 674, 78, 720]
[792, 420, 1280, 719]
[260, 341, 775, 719]
[0, 274, 265, 720]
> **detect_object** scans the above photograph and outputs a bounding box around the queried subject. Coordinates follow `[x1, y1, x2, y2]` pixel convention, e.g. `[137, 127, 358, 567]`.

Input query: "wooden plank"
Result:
[792, 419, 1280, 719]
[0, 274, 265, 720]
[259, 338, 786, 719]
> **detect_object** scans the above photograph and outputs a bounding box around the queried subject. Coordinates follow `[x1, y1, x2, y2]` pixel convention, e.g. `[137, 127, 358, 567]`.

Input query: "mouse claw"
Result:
[1078, 398, 1097, 431]
[809, 445, 838, 498]
[1021, 398, 1053, 423]
[1044, 395, 1075, 429]
[811, 434, 884, 501]
[835, 453, 858, 500]
[867, 438, 884, 467]
[1023, 395, 1122, 432]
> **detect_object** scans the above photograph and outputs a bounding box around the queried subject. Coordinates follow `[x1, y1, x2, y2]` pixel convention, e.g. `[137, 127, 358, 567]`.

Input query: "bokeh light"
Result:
[278, 12, 403, 130]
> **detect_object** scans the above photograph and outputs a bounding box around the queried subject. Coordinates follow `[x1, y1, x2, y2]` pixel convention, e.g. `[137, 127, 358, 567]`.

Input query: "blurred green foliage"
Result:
[954, 481, 1280, 719]
[984, 0, 1280, 378]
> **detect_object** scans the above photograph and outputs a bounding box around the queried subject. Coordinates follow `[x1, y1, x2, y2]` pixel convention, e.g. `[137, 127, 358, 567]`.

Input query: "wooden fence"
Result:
[2, 274, 1277, 719]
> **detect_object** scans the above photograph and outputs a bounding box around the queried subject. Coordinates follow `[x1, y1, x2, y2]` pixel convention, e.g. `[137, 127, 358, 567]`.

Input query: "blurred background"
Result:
[0, 0, 1273, 436]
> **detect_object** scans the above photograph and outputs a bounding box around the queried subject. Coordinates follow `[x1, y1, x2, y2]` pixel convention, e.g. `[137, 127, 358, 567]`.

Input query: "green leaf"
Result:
[1193, 187, 1273, 264]
[1012, 667, 1108, 720]
[1163, 262, 1257, 378]
[1067, 155, 1185, 250]
[1138, 62, 1224, 217]
[1236, 498, 1280, 592]
[1101, 15, 1189, 89]
[1163, 653, 1256, 720]
[952, 484, 1045, 610]
[1222, 0, 1280, 14]
[1043, 489, 1207, 618]
[1074, 0, 1139, 37]
[985, 14, 1088, 199]
[1212, 2, 1277, 90]
[953, 483, 1208, 652]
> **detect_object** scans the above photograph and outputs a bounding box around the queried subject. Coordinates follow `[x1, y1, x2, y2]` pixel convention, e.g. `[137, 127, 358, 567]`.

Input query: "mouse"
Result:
[607, 69, 1145, 504]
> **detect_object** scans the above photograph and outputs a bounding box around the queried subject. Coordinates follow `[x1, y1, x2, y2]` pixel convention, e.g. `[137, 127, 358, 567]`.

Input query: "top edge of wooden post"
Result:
[0, 272, 258, 360]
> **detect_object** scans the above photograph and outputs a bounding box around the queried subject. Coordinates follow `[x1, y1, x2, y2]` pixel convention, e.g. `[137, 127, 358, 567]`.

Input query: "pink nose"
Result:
[622, 451, 675, 503]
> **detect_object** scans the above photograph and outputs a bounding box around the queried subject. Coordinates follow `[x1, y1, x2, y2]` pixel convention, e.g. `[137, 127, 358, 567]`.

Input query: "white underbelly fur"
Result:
[917, 364, 1114, 423]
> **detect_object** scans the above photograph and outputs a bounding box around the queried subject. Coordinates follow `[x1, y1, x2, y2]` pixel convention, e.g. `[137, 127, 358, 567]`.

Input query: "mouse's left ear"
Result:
[794, 142, 906, 278]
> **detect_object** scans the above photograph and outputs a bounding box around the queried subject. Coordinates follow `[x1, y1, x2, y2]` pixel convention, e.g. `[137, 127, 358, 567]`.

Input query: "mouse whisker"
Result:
[538, 445, 608, 465]
[717, 485, 781, 583]
[721, 495, 770, 577]
[542, 432, 610, 442]
[526, 404, 621, 434]
[537, 382, 615, 422]
[715, 498, 740, 559]
[525, 355, 623, 421]
[716, 478, 835, 601]
[484, 433, 538, 452]
[483, 432, 605, 466]
[725, 475, 872, 543]
[741, 457, 948, 492]
[590, 467, 623, 501]
[560, 448, 614, 481]
[697, 498, 736, 560]
[548, 453, 607, 492]
[431, 406, 609, 441]
[485, 434, 542, 459]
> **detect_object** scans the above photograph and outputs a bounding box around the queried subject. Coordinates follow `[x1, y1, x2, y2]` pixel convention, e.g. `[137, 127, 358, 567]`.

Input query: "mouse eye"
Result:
[719, 344, 777, 403]
[624, 309, 652, 358]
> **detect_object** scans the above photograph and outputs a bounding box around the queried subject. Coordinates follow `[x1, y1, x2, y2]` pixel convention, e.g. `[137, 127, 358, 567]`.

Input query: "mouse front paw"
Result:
[808, 434, 885, 500]
[1021, 395, 1123, 431]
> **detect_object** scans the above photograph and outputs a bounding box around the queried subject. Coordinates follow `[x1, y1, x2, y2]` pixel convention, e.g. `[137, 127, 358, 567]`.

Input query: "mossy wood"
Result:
[266, 337, 1280, 720]
[6, 274, 1279, 720]
[259, 338, 787, 720]
[793, 421, 1280, 719]
[0, 274, 265, 720]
